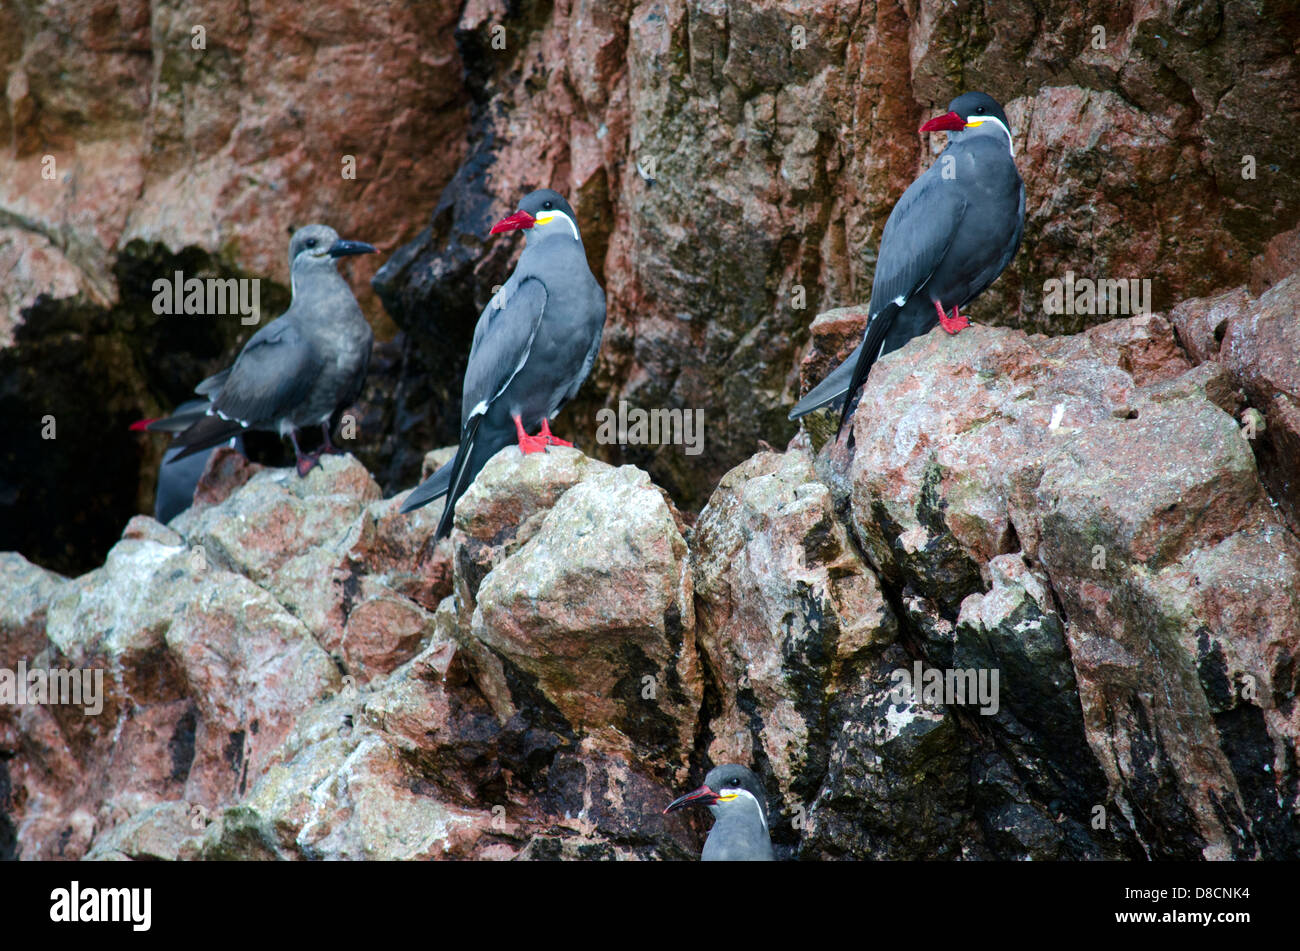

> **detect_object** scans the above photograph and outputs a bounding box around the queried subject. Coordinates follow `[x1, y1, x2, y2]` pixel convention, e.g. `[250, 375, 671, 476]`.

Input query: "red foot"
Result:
[538, 418, 573, 448]
[130, 418, 157, 432]
[513, 415, 548, 455]
[935, 300, 970, 334]
[295, 452, 321, 477]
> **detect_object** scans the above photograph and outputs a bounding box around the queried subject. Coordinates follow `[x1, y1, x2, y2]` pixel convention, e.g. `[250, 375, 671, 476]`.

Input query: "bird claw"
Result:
[537, 418, 572, 448]
[936, 301, 970, 334]
[517, 434, 549, 455]
[513, 415, 549, 454]
[940, 311, 969, 334]
[514, 415, 570, 453]
[295, 452, 322, 476]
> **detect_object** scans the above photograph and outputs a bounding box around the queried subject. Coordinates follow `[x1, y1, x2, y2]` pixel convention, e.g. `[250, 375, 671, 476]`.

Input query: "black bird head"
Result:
[664, 763, 769, 825]
[920, 91, 1013, 152]
[489, 188, 582, 244]
[288, 224, 377, 275]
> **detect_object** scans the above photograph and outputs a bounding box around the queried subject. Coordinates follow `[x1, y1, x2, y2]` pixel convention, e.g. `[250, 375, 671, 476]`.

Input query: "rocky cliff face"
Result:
[5, 0, 1298, 574]
[373, 0, 1300, 512]
[3, 0, 1299, 859]
[3, 284, 1297, 859]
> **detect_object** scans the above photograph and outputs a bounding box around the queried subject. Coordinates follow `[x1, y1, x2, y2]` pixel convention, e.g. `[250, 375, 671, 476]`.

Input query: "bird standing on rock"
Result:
[664, 764, 775, 861]
[142, 225, 377, 476]
[790, 92, 1025, 432]
[400, 189, 607, 540]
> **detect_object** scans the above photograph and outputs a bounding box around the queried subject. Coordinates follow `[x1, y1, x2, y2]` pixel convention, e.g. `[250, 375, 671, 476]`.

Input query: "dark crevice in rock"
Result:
[492, 654, 576, 805]
[685, 620, 724, 805]
[167, 701, 198, 784]
[1122, 696, 1207, 859]
[1216, 703, 1300, 859]
[0, 756, 16, 862]
[611, 639, 684, 763]
[777, 582, 835, 804]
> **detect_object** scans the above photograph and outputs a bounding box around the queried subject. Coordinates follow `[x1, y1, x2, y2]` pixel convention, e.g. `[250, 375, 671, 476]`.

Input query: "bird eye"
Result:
[543, 201, 553, 210]
[975, 106, 985, 114]
[306, 238, 317, 249]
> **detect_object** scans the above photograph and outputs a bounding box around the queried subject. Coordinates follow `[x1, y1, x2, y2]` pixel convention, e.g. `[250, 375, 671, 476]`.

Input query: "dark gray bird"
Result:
[134, 399, 244, 523]
[790, 92, 1024, 431]
[664, 764, 775, 861]
[400, 189, 606, 539]
[144, 224, 376, 476]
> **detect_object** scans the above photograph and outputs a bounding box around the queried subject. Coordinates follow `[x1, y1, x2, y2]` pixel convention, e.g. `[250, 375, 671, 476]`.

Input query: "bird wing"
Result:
[460, 276, 549, 426]
[194, 368, 231, 399]
[834, 172, 968, 432]
[341, 329, 373, 411]
[209, 318, 322, 427]
[411, 277, 549, 536]
[557, 286, 607, 410]
[981, 179, 1025, 294]
[867, 169, 967, 316]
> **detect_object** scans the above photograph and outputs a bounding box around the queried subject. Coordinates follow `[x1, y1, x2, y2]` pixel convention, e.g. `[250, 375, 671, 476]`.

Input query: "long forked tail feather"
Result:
[434, 419, 482, 541]
[835, 305, 896, 436]
[137, 397, 216, 435]
[425, 415, 484, 541]
[399, 450, 458, 514]
[166, 414, 248, 461]
[787, 343, 861, 420]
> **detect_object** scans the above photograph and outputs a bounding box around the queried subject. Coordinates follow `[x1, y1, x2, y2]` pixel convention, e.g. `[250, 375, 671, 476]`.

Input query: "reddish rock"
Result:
[5, 307, 1299, 860]
[6, 520, 339, 859]
[844, 319, 1179, 609]
[178, 453, 450, 683]
[692, 447, 895, 821]
[1170, 286, 1252, 365]
[794, 308, 869, 398]
[84, 801, 202, 861]
[6, 0, 1300, 860]
[471, 461, 702, 767]
[449, 446, 615, 632]
[835, 309, 1299, 858]
[12, 0, 1300, 578]
[1170, 271, 1300, 536]
[0, 553, 65, 673]
[348, 491, 452, 614]
[789, 306, 869, 451]
[1219, 271, 1300, 533]
[190, 446, 264, 511]
[382, 0, 1300, 514]
[0, 228, 85, 346]
[1250, 224, 1300, 295]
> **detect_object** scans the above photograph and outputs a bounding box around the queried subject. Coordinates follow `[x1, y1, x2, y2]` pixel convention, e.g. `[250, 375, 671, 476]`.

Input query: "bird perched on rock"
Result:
[142, 224, 376, 476]
[790, 91, 1024, 432]
[132, 400, 243, 523]
[664, 764, 775, 861]
[400, 189, 606, 539]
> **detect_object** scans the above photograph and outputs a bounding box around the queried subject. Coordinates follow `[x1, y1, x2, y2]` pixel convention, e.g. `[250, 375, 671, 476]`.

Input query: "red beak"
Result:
[490, 210, 537, 234]
[664, 785, 719, 815]
[129, 418, 157, 432]
[919, 110, 966, 133]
